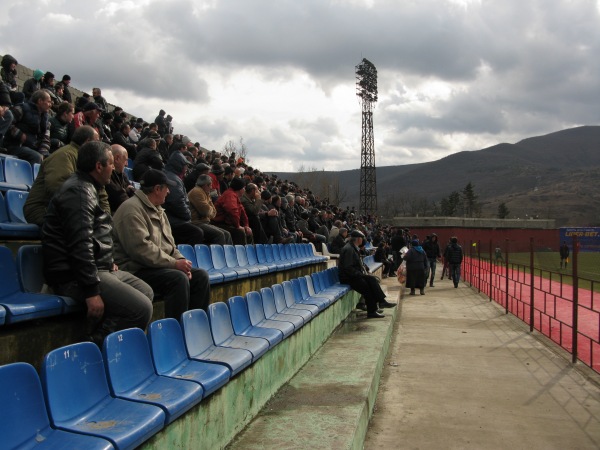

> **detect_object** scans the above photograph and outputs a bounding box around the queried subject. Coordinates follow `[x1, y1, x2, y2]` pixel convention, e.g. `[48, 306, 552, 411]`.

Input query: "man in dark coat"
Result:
[444, 236, 464, 288]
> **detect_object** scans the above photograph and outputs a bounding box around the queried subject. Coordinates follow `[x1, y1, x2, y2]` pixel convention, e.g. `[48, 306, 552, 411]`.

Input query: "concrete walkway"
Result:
[365, 277, 600, 449]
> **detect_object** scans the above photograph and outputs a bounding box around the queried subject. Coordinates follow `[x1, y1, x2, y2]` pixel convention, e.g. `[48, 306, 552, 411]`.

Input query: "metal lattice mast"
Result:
[356, 58, 378, 217]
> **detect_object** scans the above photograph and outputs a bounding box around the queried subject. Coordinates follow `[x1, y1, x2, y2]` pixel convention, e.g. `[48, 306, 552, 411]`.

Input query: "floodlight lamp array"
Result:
[355, 58, 378, 104]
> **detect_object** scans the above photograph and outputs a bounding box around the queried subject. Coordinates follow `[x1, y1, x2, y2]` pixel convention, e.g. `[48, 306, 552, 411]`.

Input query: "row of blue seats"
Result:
[0, 243, 326, 325]
[1, 269, 350, 450]
[0, 155, 38, 192]
[363, 254, 383, 274]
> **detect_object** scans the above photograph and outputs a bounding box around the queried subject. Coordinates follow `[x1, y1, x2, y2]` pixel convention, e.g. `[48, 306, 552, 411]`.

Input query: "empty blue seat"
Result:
[281, 244, 303, 267]
[272, 283, 313, 322]
[303, 275, 336, 304]
[0, 245, 63, 323]
[208, 301, 269, 361]
[311, 271, 345, 300]
[209, 245, 238, 282]
[264, 244, 288, 271]
[103, 328, 203, 424]
[0, 157, 33, 191]
[290, 278, 329, 311]
[0, 191, 40, 238]
[281, 281, 320, 317]
[270, 244, 293, 270]
[0, 362, 114, 450]
[237, 244, 269, 275]
[177, 244, 199, 268]
[245, 291, 295, 338]
[260, 287, 304, 330]
[42, 342, 165, 450]
[253, 244, 278, 273]
[5, 189, 31, 224]
[227, 295, 284, 346]
[194, 244, 225, 284]
[181, 309, 252, 376]
[223, 244, 251, 278]
[123, 166, 134, 180]
[16, 244, 81, 313]
[147, 318, 230, 397]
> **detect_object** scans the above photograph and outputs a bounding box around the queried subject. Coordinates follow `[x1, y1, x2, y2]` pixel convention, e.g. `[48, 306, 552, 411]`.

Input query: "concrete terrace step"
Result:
[228, 282, 399, 449]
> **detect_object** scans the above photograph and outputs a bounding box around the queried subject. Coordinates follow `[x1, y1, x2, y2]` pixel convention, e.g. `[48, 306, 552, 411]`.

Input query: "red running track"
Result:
[464, 257, 600, 373]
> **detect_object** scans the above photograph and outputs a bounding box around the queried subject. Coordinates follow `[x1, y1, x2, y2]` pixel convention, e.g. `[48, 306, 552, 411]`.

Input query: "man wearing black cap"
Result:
[73, 101, 103, 134]
[112, 168, 211, 318]
[338, 230, 396, 318]
[42, 141, 154, 346]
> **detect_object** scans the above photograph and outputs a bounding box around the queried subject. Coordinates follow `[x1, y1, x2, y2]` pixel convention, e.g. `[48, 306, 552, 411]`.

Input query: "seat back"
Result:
[245, 291, 267, 325]
[181, 309, 215, 359]
[255, 244, 268, 264]
[0, 192, 8, 222]
[207, 301, 235, 346]
[6, 190, 30, 223]
[291, 278, 307, 301]
[259, 287, 278, 318]
[3, 158, 33, 187]
[33, 163, 41, 179]
[0, 157, 4, 182]
[311, 272, 323, 293]
[16, 244, 45, 292]
[282, 281, 298, 308]
[223, 245, 241, 269]
[297, 277, 311, 300]
[284, 244, 294, 260]
[235, 245, 250, 267]
[271, 244, 282, 262]
[264, 244, 275, 263]
[0, 362, 54, 449]
[245, 245, 259, 265]
[290, 244, 301, 259]
[194, 244, 215, 271]
[42, 342, 112, 423]
[147, 318, 188, 374]
[304, 275, 318, 296]
[177, 244, 198, 268]
[227, 295, 253, 334]
[0, 245, 21, 297]
[123, 166, 134, 180]
[103, 328, 156, 396]
[271, 284, 288, 312]
[210, 245, 228, 270]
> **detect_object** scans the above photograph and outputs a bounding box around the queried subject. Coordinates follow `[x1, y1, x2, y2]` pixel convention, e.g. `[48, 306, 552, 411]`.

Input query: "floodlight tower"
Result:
[355, 58, 378, 217]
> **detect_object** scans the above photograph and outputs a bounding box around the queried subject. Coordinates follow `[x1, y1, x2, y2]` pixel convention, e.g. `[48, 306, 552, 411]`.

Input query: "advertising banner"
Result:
[559, 227, 600, 252]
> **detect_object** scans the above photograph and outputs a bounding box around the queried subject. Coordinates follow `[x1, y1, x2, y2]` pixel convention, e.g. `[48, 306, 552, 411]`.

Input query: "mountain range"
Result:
[274, 126, 600, 227]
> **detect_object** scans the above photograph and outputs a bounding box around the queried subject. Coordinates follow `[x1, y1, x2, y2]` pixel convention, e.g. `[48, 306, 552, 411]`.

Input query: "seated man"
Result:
[241, 183, 268, 244]
[106, 144, 135, 213]
[338, 230, 396, 318]
[212, 177, 253, 245]
[42, 141, 154, 346]
[188, 174, 233, 245]
[4, 89, 52, 164]
[330, 227, 348, 254]
[24, 125, 108, 226]
[112, 169, 210, 319]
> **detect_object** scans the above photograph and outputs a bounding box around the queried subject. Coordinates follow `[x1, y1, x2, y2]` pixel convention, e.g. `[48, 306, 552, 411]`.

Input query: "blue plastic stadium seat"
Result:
[103, 328, 203, 424]
[181, 309, 253, 376]
[253, 244, 278, 273]
[127, 158, 135, 169]
[208, 301, 270, 361]
[227, 295, 284, 346]
[6, 189, 31, 224]
[123, 166, 134, 180]
[0, 245, 63, 323]
[264, 244, 288, 271]
[260, 287, 304, 330]
[194, 244, 225, 284]
[0, 157, 33, 191]
[147, 318, 230, 397]
[0, 362, 114, 450]
[271, 283, 313, 322]
[270, 244, 293, 270]
[311, 271, 345, 300]
[222, 244, 251, 278]
[245, 291, 295, 338]
[236, 244, 268, 275]
[16, 244, 81, 313]
[303, 275, 336, 304]
[177, 244, 199, 268]
[282, 244, 303, 267]
[321, 269, 350, 296]
[33, 162, 41, 179]
[281, 280, 320, 317]
[42, 342, 165, 450]
[290, 278, 329, 311]
[209, 245, 239, 282]
[0, 192, 40, 238]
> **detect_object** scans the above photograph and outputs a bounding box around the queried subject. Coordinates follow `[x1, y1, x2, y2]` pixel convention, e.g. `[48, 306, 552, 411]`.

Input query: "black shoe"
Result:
[377, 308, 384, 313]
[409, 290, 416, 295]
[420, 289, 425, 295]
[454, 284, 458, 288]
[356, 302, 367, 311]
[430, 283, 434, 287]
[367, 311, 385, 319]
[379, 300, 397, 308]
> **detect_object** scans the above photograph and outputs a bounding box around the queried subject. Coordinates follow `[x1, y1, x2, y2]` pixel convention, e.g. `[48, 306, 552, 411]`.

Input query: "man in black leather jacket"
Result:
[42, 141, 154, 346]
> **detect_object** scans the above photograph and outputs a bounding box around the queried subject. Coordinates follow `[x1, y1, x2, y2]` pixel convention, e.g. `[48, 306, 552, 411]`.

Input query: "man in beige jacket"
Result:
[112, 169, 210, 318]
[188, 174, 232, 245]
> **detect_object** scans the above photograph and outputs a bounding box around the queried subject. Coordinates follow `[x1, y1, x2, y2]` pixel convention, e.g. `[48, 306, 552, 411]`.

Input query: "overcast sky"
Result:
[2, 0, 599, 172]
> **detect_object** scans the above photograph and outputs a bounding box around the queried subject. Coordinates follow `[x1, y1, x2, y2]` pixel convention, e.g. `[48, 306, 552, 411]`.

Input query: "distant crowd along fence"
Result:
[460, 228, 600, 375]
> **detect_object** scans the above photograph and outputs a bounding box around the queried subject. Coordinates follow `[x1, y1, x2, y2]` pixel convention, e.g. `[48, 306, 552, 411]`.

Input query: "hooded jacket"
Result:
[163, 152, 192, 226]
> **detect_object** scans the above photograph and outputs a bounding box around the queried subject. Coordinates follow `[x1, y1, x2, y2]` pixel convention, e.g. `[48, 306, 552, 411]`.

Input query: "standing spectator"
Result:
[403, 239, 428, 295]
[4, 89, 52, 164]
[0, 83, 13, 149]
[445, 237, 464, 288]
[338, 230, 396, 318]
[422, 233, 441, 287]
[60, 75, 73, 103]
[92, 87, 108, 111]
[42, 141, 154, 346]
[213, 177, 252, 245]
[188, 174, 233, 245]
[22, 69, 44, 101]
[48, 101, 74, 151]
[155, 109, 167, 136]
[112, 168, 210, 319]
[1, 54, 23, 104]
[106, 144, 134, 213]
[559, 241, 570, 269]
